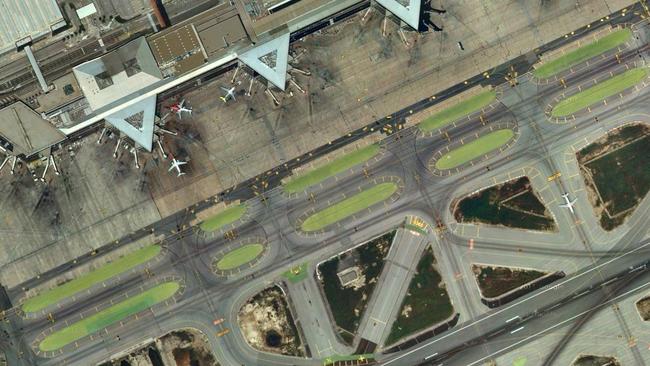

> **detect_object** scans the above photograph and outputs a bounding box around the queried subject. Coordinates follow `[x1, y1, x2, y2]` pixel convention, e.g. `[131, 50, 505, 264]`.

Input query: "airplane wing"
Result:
[177, 161, 187, 166]
[559, 199, 578, 208]
[220, 86, 230, 93]
[168, 164, 175, 172]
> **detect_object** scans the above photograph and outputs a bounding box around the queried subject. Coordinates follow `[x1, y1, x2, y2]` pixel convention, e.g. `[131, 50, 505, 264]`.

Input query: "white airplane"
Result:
[168, 157, 187, 177]
[169, 99, 192, 119]
[559, 193, 578, 214]
[219, 86, 236, 103]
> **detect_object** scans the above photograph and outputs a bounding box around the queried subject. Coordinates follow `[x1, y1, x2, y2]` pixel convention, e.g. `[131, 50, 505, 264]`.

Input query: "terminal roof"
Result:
[0, 102, 65, 158]
[375, 0, 421, 30]
[0, 0, 65, 54]
[238, 32, 290, 90]
[105, 96, 157, 151]
[73, 37, 163, 111]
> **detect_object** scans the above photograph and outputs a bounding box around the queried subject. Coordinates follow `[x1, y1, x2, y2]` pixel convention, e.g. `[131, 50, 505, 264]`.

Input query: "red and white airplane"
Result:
[168, 99, 192, 119]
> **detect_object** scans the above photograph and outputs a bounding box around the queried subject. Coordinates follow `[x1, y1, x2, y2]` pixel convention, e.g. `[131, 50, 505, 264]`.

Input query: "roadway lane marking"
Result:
[466, 280, 650, 366]
[382, 238, 650, 365]
[424, 352, 439, 360]
[505, 316, 519, 323]
[510, 326, 524, 334]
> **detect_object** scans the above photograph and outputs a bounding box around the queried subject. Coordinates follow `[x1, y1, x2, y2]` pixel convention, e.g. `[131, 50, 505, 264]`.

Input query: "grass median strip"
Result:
[283, 144, 381, 194]
[418, 90, 496, 132]
[199, 204, 247, 232]
[301, 182, 398, 232]
[551, 67, 648, 117]
[22, 245, 161, 314]
[534, 28, 632, 79]
[435, 129, 514, 170]
[39, 281, 180, 352]
[215, 243, 264, 271]
[282, 262, 308, 283]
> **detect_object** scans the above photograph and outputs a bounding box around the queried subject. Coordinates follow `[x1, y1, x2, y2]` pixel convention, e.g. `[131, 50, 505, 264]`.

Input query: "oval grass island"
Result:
[22, 245, 162, 314]
[434, 129, 515, 170]
[551, 67, 648, 117]
[199, 204, 247, 232]
[39, 281, 180, 352]
[214, 243, 266, 271]
[300, 182, 398, 232]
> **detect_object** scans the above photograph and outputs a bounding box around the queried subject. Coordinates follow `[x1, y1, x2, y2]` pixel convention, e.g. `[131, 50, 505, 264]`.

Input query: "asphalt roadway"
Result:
[2, 4, 650, 366]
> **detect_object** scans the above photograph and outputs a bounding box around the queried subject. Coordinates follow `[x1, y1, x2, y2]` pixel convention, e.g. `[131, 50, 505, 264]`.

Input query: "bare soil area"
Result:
[99, 328, 219, 366]
[636, 296, 650, 321]
[159, 329, 219, 366]
[572, 354, 621, 366]
[238, 285, 305, 357]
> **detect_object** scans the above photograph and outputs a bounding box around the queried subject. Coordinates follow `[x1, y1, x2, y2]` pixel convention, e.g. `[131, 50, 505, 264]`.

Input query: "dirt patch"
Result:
[99, 329, 219, 366]
[636, 296, 650, 321]
[472, 264, 547, 299]
[317, 231, 395, 344]
[577, 123, 650, 231]
[159, 329, 219, 366]
[572, 354, 621, 366]
[453, 177, 556, 231]
[238, 286, 305, 357]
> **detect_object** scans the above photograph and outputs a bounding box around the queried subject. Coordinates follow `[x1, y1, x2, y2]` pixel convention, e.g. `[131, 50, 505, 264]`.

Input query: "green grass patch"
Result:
[551, 67, 648, 117]
[513, 357, 528, 366]
[385, 247, 454, 345]
[301, 182, 398, 232]
[39, 281, 180, 352]
[215, 243, 264, 271]
[419, 90, 497, 132]
[199, 204, 247, 232]
[435, 129, 514, 170]
[577, 124, 650, 230]
[283, 144, 381, 194]
[318, 232, 395, 339]
[534, 28, 632, 79]
[282, 262, 309, 283]
[323, 354, 375, 365]
[22, 245, 161, 314]
[404, 224, 428, 235]
[453, 177, 556, 231]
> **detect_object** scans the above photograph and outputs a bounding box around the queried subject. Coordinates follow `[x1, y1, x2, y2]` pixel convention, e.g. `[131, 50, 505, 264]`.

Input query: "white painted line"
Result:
[424, 353, 438, 360]
[382, 239, 650, 365]
[510, 326, 524, 334]
[505, 316, 519, 323]
[629, 265, 646, 273]
[572, 290, 588, 299]
[467, 280, 650, 366]
[601, 277, 619, 287]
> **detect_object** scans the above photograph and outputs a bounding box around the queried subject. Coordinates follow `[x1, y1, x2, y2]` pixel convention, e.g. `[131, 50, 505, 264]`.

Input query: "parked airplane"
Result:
[219, 86, 236, 103]
[168, 100, 192, 119]
[559, 193, 578, 214]
[168, 157, 187, 176]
